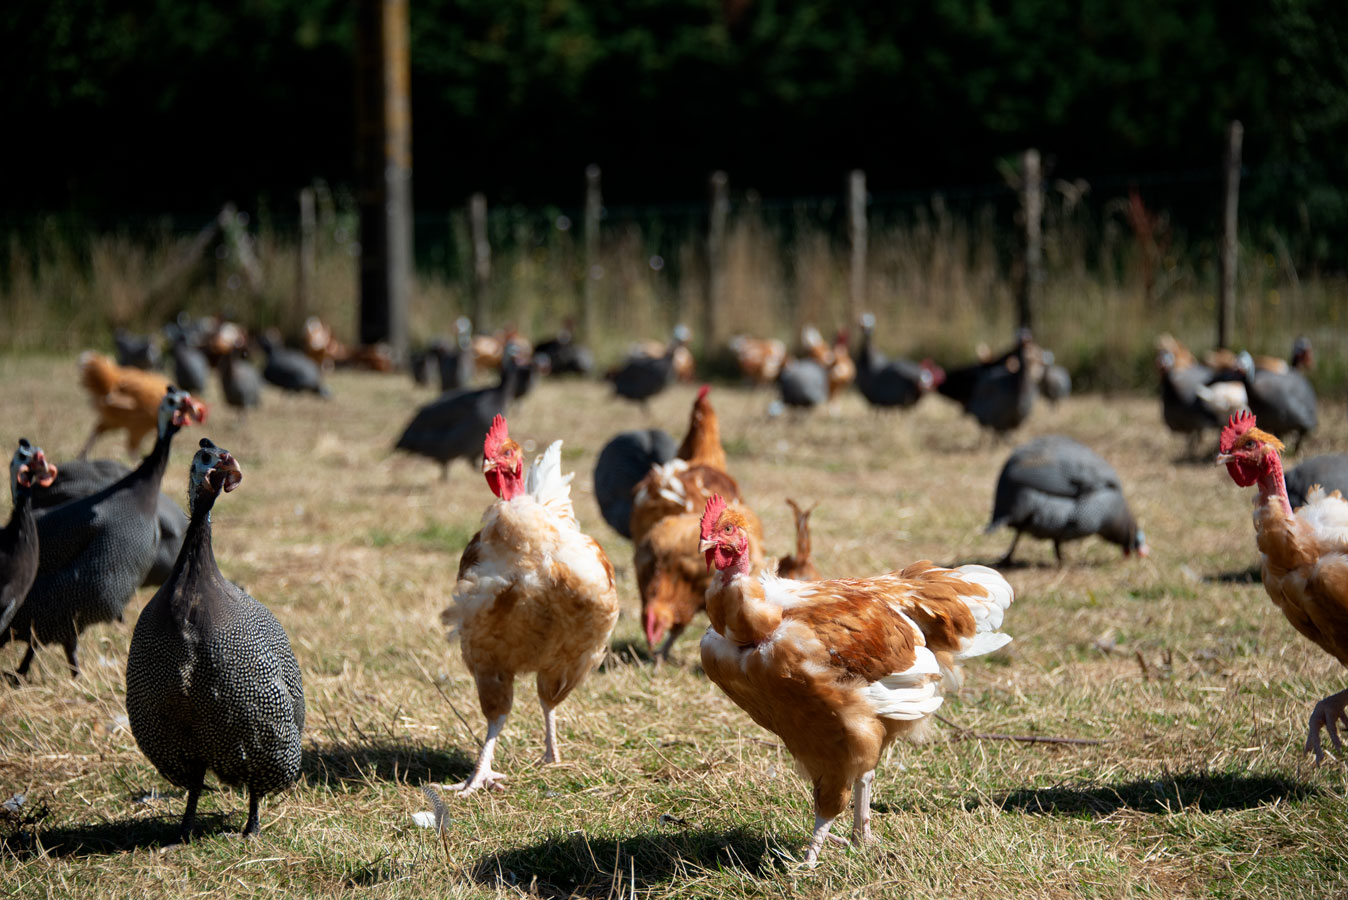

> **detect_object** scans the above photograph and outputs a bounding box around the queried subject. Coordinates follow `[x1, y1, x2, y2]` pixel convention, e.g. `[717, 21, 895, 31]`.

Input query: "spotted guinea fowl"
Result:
[855, 314, 944, 410]
[593, 428, 677, 538]
[1038, 350, 1072, 404]
[257, 330, 330, 397]
[0, 441, 58, 636]
[115, 328, 161, 371]
[126, 439, 304, 842]
[607, 325, 691, 407]
[3, 387, 206, 678]
[777, 357, 829, 411]
[165, 325, 211, 395]
[534, 318, 594, 377]
[1285, 454, 1348, 511]
[395, 352, 521, 479]
[940, 330, 1038, 436]
[219, 344, 263, 414]
[1235, 350, 1317, 454]
[986, 435, 1149, 566]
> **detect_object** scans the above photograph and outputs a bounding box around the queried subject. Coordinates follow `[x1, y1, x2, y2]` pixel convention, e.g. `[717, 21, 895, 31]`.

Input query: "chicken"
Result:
[631, 387, 764, 657]
[697, 495, 1014, 864]
[776, 499, 819, 581]
[77, 351, 186, 458]
[1218, 412, 1348, 761]
[730, 335, 786, 386]
[443, 416, 619, 793]
[826, 333, 856, 403]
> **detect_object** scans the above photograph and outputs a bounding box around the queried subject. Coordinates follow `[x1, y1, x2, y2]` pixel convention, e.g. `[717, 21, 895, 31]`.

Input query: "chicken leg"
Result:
[1306, 687, 1348, 762]
[851, 770, 876, 845]
[448, 713, 509, 795]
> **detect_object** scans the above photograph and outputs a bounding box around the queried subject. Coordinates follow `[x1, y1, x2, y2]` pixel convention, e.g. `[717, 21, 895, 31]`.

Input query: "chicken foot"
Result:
[1306, 687, 1348, 763]
[541, 703, 561, 765]
[448, 713, 509, 795]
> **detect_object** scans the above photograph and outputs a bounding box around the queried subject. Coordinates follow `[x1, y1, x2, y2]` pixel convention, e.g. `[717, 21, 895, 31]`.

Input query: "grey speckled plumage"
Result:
[219, 347, 263, 413]
[395, 358, 519, 479]
[1238, 352, 1317, 453]
[258, 332, 329, 397]
[987, 435, 1147, 565]
[0, 441, 56, 636]
[777, 358, 829, 410]
[855, 316, 936, 410]
[126, 439, 304, 842]
[593, 428, 677, 538]
[1285, 454, 1348, 511]
[32, 458, 188, 587]
[2, 388, 204, 678]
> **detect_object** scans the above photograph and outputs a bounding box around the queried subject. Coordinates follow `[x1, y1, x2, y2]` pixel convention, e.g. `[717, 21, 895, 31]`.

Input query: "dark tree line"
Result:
[4, 0, 1346, 261]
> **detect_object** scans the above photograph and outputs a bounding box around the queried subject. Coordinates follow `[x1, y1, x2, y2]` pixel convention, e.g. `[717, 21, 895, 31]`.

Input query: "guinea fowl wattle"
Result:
[126, 439, 305, 842]
[3, 387, 205, 679]
[0, 440, 58, 636]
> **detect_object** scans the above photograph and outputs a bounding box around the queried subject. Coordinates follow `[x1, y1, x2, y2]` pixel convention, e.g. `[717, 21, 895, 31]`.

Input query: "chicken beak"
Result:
[697, 538, 716, 554]
[1214, 453, 1235, 466]
[482, 458, 497, 474]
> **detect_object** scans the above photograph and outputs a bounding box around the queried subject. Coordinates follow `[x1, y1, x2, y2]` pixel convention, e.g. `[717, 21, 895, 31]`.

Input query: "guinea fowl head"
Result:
[11, 439, 57, 492]
[482, 415, 525, 500]
[1126, 527, 1150, 559]
[698, 494, 752, 574]
[158, 386, 208, 437]
[1292, 336, 1313, 371]
[189, 438, 242, 509]
[1217, 411, 1284, 488]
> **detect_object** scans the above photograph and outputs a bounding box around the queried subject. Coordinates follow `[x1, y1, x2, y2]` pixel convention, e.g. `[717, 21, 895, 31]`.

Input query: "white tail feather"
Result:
[863, 646, 945, 721]
[948, 564, 1015, 659]
[525, 441, 576, 524]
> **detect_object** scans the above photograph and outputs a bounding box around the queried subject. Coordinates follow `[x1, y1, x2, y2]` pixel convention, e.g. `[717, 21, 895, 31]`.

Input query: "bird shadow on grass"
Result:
[1, 812, 232, 859]
[981, 772, 1319, 818]
[303, 739, 475, 789]
[1208, 565, 1261, 585]
[602, 638, 655, 669]
[467, 827, 787, 898]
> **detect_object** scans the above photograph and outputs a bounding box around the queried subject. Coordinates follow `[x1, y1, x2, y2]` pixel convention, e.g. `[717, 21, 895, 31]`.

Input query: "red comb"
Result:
[483, 414, 509, 457]
[1219, 411, 1256, 453]
[700, 494, 727, 539]
[697, 385, 710, 402]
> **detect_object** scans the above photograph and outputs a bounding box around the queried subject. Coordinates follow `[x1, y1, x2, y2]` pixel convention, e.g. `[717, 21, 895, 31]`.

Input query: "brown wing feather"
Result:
[786, 588, 921, 684]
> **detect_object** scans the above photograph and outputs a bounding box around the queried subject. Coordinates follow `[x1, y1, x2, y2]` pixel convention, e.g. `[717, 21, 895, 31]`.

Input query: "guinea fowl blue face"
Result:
[10, 439, 58, 494]
[157, 387, 209, 438]
[190, 439, 242, 505]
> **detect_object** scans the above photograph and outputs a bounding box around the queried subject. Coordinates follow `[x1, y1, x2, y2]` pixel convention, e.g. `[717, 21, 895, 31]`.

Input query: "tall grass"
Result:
[2, 184, 1344, 393]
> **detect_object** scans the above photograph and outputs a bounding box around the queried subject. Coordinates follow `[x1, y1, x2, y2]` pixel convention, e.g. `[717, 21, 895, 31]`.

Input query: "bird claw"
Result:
[446, 770, 508, 796]
[1305, 693, 1348, 763]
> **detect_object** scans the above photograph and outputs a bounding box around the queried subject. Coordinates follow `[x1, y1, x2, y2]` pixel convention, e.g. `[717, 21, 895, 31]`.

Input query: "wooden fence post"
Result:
[584, 165, 601, 346]
[848, 170, 868, 325]
[1218, 120, 1243, 350]
[705, 170, 729, 349]
[1017, 149, 1042, 332]
[295, 186, 316, 333]
[469, 192, 490, 332]
[355, 0, 411, 363]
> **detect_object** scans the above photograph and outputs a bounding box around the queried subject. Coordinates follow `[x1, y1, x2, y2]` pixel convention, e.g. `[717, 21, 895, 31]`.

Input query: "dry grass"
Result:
[1, 354, 1347, 899]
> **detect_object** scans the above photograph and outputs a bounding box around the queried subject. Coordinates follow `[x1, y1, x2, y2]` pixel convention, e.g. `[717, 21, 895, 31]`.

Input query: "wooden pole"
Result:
[583, 165, 601, 346]
[705, 170, 729, 350]
[848, 170, 867, 325]
[1218, 121, 1243, 350]
[469, 192, 490, 332]
[295, 186, 316, 333]
[355, 0, 411, 363]
[1017, 149, 1042, 332]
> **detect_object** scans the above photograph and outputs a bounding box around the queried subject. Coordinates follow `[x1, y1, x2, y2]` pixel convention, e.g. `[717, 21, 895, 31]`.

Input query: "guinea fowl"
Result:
[1157, 348, 1221, 455]
[939, 329, 1038, 435]
[219, 344, 263, 414]
[593, 428, 677, 538]
[3, 387, 206, 678]
[32, 458, 188, 588]
[1038, 350, 1072, 404]
[126, 439, 304, 842]
[428, 318, 477, 392]
[1285, 455, 1348, 511]
[114, 328, 161, 370]
[0, 441, 58, 636]
[777, 357, 829, 411]
[534, 319, 594, 376]
[166, 326, 211, 394]
[986, 435, 1149, 565]
[855, 314, 944, 410]
[1236, 350, 1317, 454]
[608, 325, 691, 407]
[257, 330, 330, 397]
[395, 352, 521, 479]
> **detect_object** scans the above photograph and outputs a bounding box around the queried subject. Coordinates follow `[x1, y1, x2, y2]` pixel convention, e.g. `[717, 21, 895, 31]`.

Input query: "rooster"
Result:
[443, 416, 619, 794]
[77, 351, 198, 458]
[697, 495, 1014, 864]
[1217, 411, 1348, 761]
[731, 336, 787, 387]
[632, 387, 764, 658]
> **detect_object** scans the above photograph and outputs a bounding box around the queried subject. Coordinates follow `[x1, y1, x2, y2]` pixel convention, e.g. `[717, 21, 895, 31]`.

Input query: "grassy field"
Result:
[1, 355, 1347, 899]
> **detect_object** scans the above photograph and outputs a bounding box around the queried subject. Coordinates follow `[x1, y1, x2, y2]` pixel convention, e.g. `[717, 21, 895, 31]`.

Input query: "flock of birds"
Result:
[0, 311, 1345, 865]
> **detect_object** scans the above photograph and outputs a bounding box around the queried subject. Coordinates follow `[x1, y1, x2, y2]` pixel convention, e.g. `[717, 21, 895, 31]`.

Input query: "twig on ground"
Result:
[937, 714, 1107, 746]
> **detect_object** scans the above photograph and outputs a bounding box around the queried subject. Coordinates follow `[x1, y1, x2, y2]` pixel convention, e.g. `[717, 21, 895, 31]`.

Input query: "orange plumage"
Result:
[443, 417, 619, 794]
[631, 388, 764, 657]
[731, 336, 787, 386]
[698, 496, 1014, 864]
[776, 499, 820, 581]
[1219, 412, 1348, 761]
[77, 351, 180, 458]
